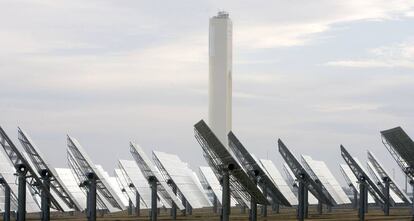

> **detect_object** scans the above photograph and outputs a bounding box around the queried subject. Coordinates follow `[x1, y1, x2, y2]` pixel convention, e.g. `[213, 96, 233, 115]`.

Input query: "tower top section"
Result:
[214, 11, 229, 19]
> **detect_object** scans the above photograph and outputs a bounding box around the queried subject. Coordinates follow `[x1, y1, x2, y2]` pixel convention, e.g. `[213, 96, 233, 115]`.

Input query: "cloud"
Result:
[325, 41, 414, 69]
[0, 0, 413, 187]
[0, 35, 208, 93]
[311, 103, 380, 113]
[236, 23, 329, 48]
[229, 0, 414, 48]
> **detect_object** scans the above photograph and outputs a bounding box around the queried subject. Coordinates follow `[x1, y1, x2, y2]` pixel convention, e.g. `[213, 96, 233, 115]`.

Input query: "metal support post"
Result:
[317, 200, 323, 214]
[17, 164, 28, 221]
[87, 172, 97, 221]
[0, 178, 11, 221]
[128, 199, 133, 215]
[187, 203, 192, 215]
[40, 170, 51, 221]
[304, 185, 309, 218]
[383, 177, 390, 216]
[405, 175, 408, 194]
[213, 194, 218, 214]
[240, 205, 246, 214]
[249, 177, 257, 221]
[171, 183, 177, 219]
[410, 180, 414, 218]
[297, 174, 306, 221]
[272, 203, 279, 214]
[222, 169, 230, 221]
[82, 182, 89, 216]
[364, 185, 369, 213]
[353, 186, 358, 209]
[181, 196, 186, 216]
[261, 186, 267, 217]
[149, 176, 157, 221]
[358, 177, 366, 221]
[135, 190, 140, 216]
[316, 181, 322, 215]
[249, 194, 257, 221]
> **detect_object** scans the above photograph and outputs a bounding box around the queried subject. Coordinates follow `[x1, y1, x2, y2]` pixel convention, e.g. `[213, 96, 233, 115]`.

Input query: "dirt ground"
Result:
[8, 206, 414, 220]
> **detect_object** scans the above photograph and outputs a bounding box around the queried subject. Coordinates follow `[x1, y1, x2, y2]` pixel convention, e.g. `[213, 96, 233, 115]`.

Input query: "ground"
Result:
[9, 206, 414, 220]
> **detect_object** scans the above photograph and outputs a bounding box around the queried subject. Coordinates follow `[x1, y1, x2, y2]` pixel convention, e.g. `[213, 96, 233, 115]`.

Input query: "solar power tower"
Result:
[228, 132, 291, 218]
[117, 159, 157, 216]
[194, 120, 268, 221]
[340, 145, 387, 220]
[67, 135, 125, 221]
[381, 126, 414, 216]
[278, 139, 333, 221]
[152, 151, 211, 215]
[367, 151, 411, 206]
[17, 128, 82, 217]
[301, 155, 351, 213]
[0, 126, 63, 221]
[282, 163, 318, 205]
[129, 142, 185, 221]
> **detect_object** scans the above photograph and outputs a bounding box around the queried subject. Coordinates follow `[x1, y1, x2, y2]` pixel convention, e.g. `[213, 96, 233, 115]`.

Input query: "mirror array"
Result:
[0, 122, 412, 221]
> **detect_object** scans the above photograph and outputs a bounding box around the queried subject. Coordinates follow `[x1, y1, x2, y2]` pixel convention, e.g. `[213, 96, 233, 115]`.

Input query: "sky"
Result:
[1, 0, 414, 188]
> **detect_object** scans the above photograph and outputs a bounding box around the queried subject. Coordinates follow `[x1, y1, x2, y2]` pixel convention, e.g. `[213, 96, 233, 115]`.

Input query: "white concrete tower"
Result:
[209, 11, 232, 147]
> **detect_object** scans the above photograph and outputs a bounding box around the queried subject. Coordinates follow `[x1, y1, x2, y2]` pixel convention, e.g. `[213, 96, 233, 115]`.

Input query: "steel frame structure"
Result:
[340, 146, 386, 203]
[339, 164, 358, 209]
[152, 152, 194, 215]
[194, 120, 268, 221]
[114, 169, 133, 215]
[366, 161, 394, 215]
[67, 150, 107, 211]
[116, 164, 140, 207]
[283, 163, 298, 191]
[199, 166, 222, 212]
[152, 151, 211, 213]
[381, 126, 414, 216]
[340, 145, 387, 219]
[367, 151, 411, 204]
[300, 156, 337, 208]
[117, 160, 158, 216]
[67, 135, 124, 211]
[117, 162, 149, 208]
[283, 162, 319, 206]
[18, 128, 81, 211]
[278, 139, 333, 221]
[129, 142, 184, 221]
[259, 160, 298, 206]
[381, 127, 414, 179]
[152, 153, 187, 217]
[129, 142, 183, 209]
[0, 176, 13, 221]
[228, 132, 291, 218]
[0, 126, 63, 221]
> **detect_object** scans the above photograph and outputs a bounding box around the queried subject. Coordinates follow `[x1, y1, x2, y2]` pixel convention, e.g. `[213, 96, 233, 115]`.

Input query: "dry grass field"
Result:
[8, 206, 413, 221]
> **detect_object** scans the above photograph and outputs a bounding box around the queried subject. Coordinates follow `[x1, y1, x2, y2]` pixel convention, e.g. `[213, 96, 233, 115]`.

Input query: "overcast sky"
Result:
[1, 0, 414, 187]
